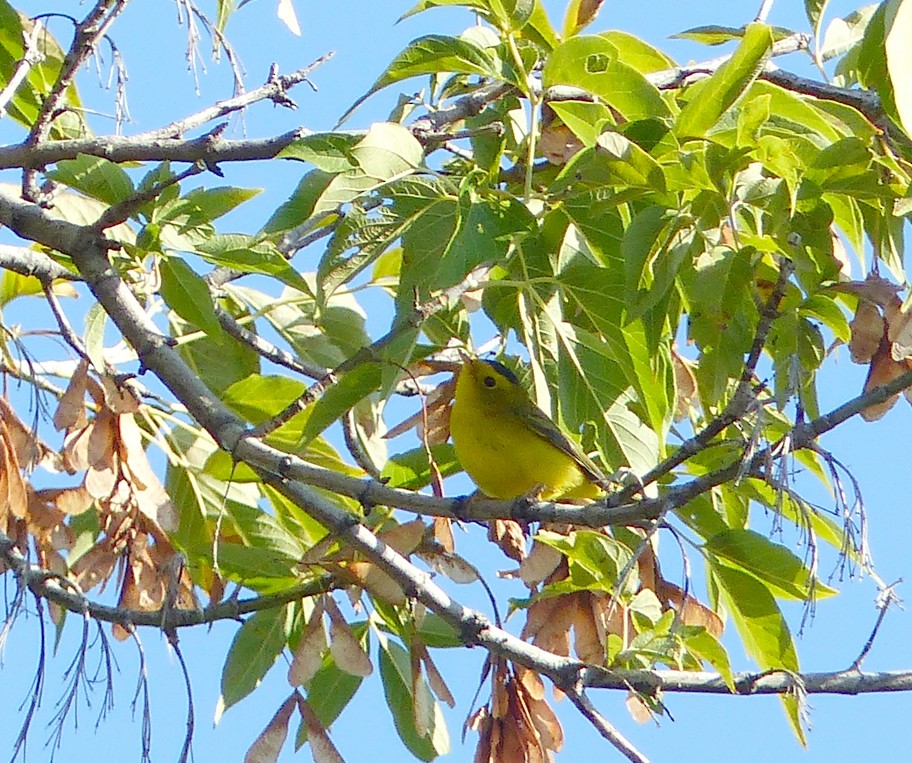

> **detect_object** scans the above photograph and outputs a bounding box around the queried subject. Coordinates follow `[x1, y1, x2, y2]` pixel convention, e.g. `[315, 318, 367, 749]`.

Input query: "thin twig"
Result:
[851, 581, 903, 671]
[23, 0, 129, 199]
[43, 282, 90, 362]
[0, 20, 45, 118]
[614, 258, 794, 504]
[169, 635, 195, 763]
[755, 0, 775, 23]
[132, 52, 334, 141]
[564, 685, 650, 763]
[95, 161, 205, 230]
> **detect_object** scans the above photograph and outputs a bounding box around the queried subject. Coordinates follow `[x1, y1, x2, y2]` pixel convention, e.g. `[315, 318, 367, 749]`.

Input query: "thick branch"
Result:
[0, 244, 79, 282]
[585, 667, 912, 696]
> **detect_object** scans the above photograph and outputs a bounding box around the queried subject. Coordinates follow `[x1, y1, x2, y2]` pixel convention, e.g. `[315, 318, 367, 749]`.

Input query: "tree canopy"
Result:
[1, 1, 912, 761]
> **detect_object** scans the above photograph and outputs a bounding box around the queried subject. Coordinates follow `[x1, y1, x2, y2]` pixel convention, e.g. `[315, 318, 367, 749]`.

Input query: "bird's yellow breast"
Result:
[450, 363, 597, 500]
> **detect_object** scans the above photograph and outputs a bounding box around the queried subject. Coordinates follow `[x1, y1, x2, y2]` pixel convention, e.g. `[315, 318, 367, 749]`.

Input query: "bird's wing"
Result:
[519, 403, 607, 485]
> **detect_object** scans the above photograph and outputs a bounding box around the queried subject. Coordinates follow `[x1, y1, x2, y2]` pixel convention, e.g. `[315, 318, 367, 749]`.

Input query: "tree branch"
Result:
[0, 19, 45, 118]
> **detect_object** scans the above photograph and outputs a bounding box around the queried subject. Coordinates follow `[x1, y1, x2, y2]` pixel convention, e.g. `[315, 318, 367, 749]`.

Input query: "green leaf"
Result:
[181, 186, 261, 224]
[277, 132, 360, 171]
[222, 374, 307, 423]
[341, 35, 519, 124]
[46, 154, 134, 205]
[378, 637, 450, 760]
[380, 444, 461, 490]
[298, 363, 384, 446]
[83, 302, 107, 373]
[805, 0, 830, 29]
[0, 8, 86, 138]
[219, 606, 292, 711]
[684, 627, 735, 691]
[536, 529, 635, 593]
[884, 0, 912, 136]
[488, 0, 534, 31]
[676, 23, 775, 139]
[159, 257, 221, 338]
[314, 123, 424, 215]
[673, 25, 750, 46]
[706, 529, 838, 601]
[543, 35, 670, 120]
[194, 234, 314, 294]
[710, 562, 806, 744]
[171, 306, 260, 396]
[262, 170, 335, 234]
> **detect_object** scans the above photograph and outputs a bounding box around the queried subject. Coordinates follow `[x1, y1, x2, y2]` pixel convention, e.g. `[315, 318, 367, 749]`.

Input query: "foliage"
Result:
[2, 0, 912, 761]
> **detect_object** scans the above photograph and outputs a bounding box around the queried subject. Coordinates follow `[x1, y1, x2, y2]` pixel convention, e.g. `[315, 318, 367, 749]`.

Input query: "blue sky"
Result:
[2, 1, 912, 761]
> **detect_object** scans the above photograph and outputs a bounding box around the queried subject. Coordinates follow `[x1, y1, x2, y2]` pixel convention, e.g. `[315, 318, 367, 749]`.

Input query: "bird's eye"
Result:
[483, 376, 496, 388]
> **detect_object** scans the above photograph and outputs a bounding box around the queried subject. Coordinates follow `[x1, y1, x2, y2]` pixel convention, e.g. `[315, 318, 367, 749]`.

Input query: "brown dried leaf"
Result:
[830, 227, 851, 280]
[70, 541, 118, 592]
[84, 461, 118, 500]
[46, 484, 94, 515]
[575, 0, 605, 30]
[861, 341, 905, 421]
[0, 421, 28, 519]
[345, 561, 406, 606]
[243, 695, 295, 763]
[100, 375, 141, 414]
[417, 643, 455, 708]
[526, 596, 573, 656]
[517, 669, 563, 752]
[834, 273, 902, 308]
[384, 378, 456, 440]
[626, 691, 653, 724]
[378, 519, 426, 556]
[0, 396, 46, 469]
[672, 349, 699, 421]
[540, 121, 584, 165]
[53, 359, 89, 432]
[61, 424, 92, 472]
[419, 548, 479, 584]
[658, 581, 724, 637]
[471, 708, 493, 763]
[886, 299, 912, 362]
[118, 413, 178, 532]
[298, 698, 347, 763]
[324, 597, 373, 677]
[849, 300, 885, 364]
[433, 517, 455, 553]
[488, 519, 526, 563]
[87, 408, 116, 470]
[519, 540, 562, 587]
[572, 593, 605, 664]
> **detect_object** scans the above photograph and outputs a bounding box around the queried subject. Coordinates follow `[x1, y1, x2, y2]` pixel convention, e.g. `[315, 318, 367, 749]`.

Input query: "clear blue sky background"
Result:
[2, 1, 912, 761]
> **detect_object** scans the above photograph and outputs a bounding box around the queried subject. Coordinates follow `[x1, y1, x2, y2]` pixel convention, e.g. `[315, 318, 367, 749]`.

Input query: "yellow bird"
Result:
[449, 358, 606, 500]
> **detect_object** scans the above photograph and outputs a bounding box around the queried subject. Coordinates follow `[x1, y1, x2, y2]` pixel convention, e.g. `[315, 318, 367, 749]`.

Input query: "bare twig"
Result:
[214, 305, 326, 379]
[614, 258, 794, 504]
[755, 0, 775, 23]
[95, 161, 205, 230]
[0, 20, 45, 118]
[851, 582, 903, 671]
[43, 282, 90, 362]
[169, 636, 195, 763]
[565, 686, 650, 763]
[128, 629, 153, 763]
[23, 0, 129, 199]
[133, 52, 333, 141]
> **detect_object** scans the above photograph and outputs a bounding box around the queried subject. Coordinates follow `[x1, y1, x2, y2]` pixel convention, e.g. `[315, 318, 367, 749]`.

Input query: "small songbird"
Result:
[449, 358, 606, 500]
